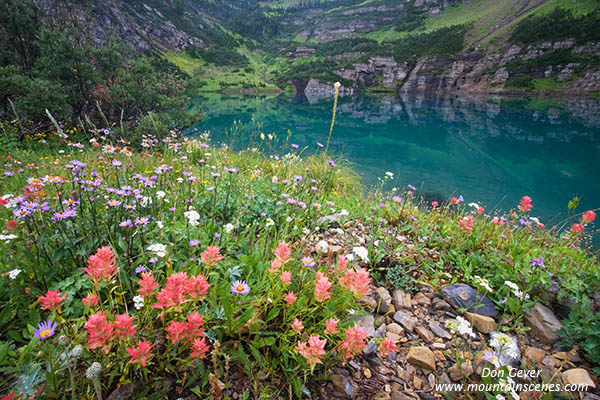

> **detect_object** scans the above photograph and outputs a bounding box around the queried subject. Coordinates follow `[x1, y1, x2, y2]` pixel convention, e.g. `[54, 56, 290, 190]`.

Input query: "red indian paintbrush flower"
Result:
[190, 337, 210, 358]
[378, 337, 398, 358]
[137, 272, 158, 298]
[273, 241, 292, 264]
[582, 210, 596, 224]
[113, 313, 137, 341]
[82, 293, 99, 307]
[38, 290, 66, 310]
[339, 268, 371, 298]
[85, 311, 114, 350]
[85, 246, 118, 283]
[339, 325, 368, 360]
[296, 335, 327, 370]
[127, 340, 153, 366]
[518, 196, 533, 213]
[314, 272, 332, 302]
[200, 246, 224, 266]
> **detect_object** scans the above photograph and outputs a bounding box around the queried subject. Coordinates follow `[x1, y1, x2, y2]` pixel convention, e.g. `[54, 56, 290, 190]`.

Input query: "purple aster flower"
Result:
[149, 257, 158, 264]
[211, 172, 220, 178]
[482, 350, 500, 367]
[291, 143, 299, 149]
[392, 196, 402, 203]
[328, 160, 336, 167]
[3, 171, 13, 177]
[135, 265, 147, 274]
[230, 280, 250, 295]
[119, 219, 133, 227]
[214, 233, 221, 238]
[189, 240, 200, 247]
[112, 160, 122, 168]
[301, 257, 315, 267]
[107, 200, 122, 208]
[531, 257, 545, 268]
[34, 319, 57, 340]
[408, 184, 416, 191]
[135, 216, 149, 225]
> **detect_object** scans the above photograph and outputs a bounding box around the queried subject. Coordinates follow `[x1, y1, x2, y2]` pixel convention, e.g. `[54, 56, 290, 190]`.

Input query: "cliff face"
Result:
[321, 39, 600, 95]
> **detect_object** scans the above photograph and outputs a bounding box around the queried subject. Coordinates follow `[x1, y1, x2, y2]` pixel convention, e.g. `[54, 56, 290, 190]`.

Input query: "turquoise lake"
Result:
[189, 93, 600, 232]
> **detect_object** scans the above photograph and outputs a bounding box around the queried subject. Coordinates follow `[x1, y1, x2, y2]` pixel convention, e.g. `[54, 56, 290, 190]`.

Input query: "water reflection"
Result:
[189, 93, 600, 227]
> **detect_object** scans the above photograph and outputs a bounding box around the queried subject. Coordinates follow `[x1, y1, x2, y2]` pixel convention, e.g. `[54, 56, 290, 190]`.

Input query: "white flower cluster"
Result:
[489, 332, 520, 364]
[473, 275, 493, 293]
[8, 269, 21, 279]
[85, 362, 102, 380]
[133, 295, 144, 310]
[445, 316, 476, 338]
[147, 243, 167, 258]
[352, 246, 369, 263]
[504, 281, 529, 300]
[0, 234, 18, 243]
[184, 209, 200, 226]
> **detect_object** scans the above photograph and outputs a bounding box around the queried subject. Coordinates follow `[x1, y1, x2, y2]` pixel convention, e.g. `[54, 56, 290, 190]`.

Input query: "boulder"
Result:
[524, 303, 563, 344]
[352, 315, 376, 337]
[441, 284, 498, 317]
[407, 346, 436, 371]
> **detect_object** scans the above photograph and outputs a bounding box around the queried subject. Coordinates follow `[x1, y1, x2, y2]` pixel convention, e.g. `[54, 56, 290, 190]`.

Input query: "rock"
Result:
[413, 375, 423, 390]
[106, 383, 138, 400]
[375, 287, 393, 314]
[406, 346, 436, 371]
[465, 312, 496, 334]
[415, 326, 435, 343]
[561, 368, 596, 389]
[359, 296, 378, 313]
[374, 323, 387, 338]
[317, 213, 343, 227]
[428, 321, 452, 340]
[432, 342, 446, 350]
[387, 323, 404, 336]
[393, 311, 416, 333]
[391, 392, 412, 400]
[331, 374, 357, 398]
[386, 332, 402, 342]
[373, 392, 391, 400]
[392, 289, 412, 310]
[448, 361, 474, 381]
[363, 340, 378, 358]
[352, 315, 376, 337]
[441, 284, 498, 317]
[363, 367, 372, 379]
[413, 292, 431, 306]
[524, 303, 563, 344]
[524, 346, 546, 366]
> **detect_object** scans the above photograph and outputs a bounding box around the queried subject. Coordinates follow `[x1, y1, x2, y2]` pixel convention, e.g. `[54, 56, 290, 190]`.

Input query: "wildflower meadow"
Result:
[0, 123, 598, 399]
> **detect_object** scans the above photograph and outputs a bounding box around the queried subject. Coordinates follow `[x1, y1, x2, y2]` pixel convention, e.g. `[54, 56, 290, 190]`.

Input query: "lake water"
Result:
[188, 92, 600, 230]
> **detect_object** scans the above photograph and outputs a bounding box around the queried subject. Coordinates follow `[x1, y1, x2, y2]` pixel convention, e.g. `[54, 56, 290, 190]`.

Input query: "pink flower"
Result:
[279, 270, 292, 285]
[153, 272, 189, 309]
[582, 210, 596, 224]
[378, 337, 398, 358]
[269, 259, 282, 273]
[186, 312, 206, 339]
[38, 290, 66, 311]
[314, 272, 332, 302]
[339, 268, 371, 298]
[336, 255, 348, 274]
[274, 241, 292, 264]
[85, 246, 118, 283]
[431, 201, 438, 207]
[339, 325, 367, 360]
[191, 337, 210, 358]
[519, 196, 533, 212]
[324, 318, 339, 334]
[137, 272, 158, 298]
[296, 335, 327, 370]
[113, 314, 136, 341]
[458, 216, 474, 233]
[570, 223, 584, 233]
[188, 274, 210, 300]
[165, 321, 188, 344]
[450, 197, 460, 205]
[85, 311, 114, 351]
[291, 318, 304, 333]
[477, 207, 485, 214]
[284, 291, 297, 305]
[127, 340, 153, 366]
[491, 217, 505, 226]
[200, 246, 224, 266]
[82, 293, 99, 307]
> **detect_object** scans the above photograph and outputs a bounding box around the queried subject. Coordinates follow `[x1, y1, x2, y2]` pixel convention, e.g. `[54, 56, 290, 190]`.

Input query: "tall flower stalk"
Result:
[324, 82, 341, 154]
